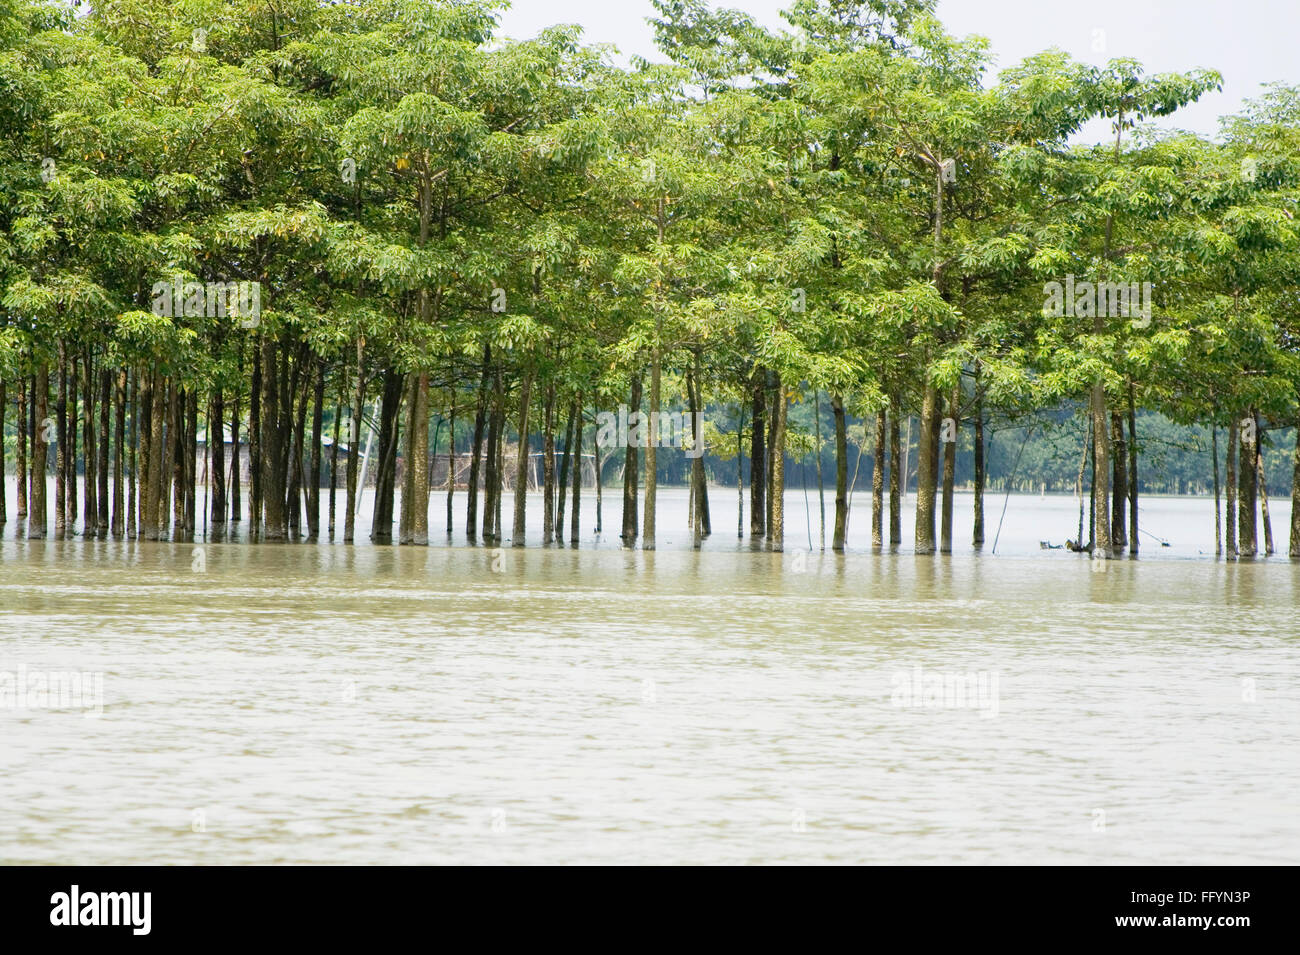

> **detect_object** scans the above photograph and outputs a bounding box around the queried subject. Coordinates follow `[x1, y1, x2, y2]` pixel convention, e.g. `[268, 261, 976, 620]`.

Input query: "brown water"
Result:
[2, 486, 1298, 863]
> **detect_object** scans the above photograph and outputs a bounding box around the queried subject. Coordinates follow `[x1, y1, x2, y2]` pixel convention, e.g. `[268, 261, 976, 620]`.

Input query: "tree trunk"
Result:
[287, 360, 307, 539]
[211, 388, 226, 530]
[643, 351, 660, 551]
[0, 380, 6, 524]
[15, 376, 27, 520]
[112, 370, 125, 538]
[570, 394, 582, 546]
[370, 368, 403, 545]
[308, 361, 325, 541]
[344, 338, 364, 544]
[914, 382, 939, 555]
[888, 404, 901, 546]
[556, 399, 574, 544]
[543, 383, 556, 545]
[832, 394, 847, 551]
[28, 365, 48, 539]
[1090, 383, 1113, 558]
[249, 342, 263, 532]
[229, 391, 241, 525]
[55, 346, 67, 539]
[871, 407, 886, 548]
[97, 364, 111, 535]
[445, 400, 455, 537]
[1225, 421, 1238, 558]
[512, 369, 533, 546]
[940, 382, 958, 554]
[1110, 411, 1127, 549]
[1289, 416, 1300, 558]
[1257, 432, 1274, 557]
[621, 373, 641, 547]
[972, 385, 985, 548]
[1238, 411, 1257, 558]
[403, 371, 430, 545]
[466, 344, 490, 543]
[749, 368, 766, 541]
[770, 374, 787, 552]
[329, 373, 343, 540]
[1127, 385, 1138, 557]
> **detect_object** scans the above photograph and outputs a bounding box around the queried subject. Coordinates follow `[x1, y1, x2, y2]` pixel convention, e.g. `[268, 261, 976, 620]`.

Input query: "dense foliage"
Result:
[2, 0, 1297, 558]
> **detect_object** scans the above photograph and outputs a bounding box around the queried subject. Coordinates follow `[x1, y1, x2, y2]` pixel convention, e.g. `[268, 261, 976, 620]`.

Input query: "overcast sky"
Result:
[497, 0, 1297, 142]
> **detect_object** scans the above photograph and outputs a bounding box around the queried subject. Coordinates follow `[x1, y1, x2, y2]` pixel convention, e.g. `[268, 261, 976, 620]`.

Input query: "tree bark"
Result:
[914, 382, 939, 555]
[749, 368, 766, 541]
[871, 407, 886, 548]
[940, 382, 958, 554]
[28, 365, 48, 539]
[621, 373, 641, 546]
[112, 370, 125, 538]
[1238, 411, 1257, 558]
[570, 394, 582, 546]
[512, 369, 533, 546]
[466, 344, 490, 543]
[1225, 421, 1238, 558]
[770, 374, 787, 552]
[1110, 411, 1127, 549]
[308, 361, 325, 541]
[889, 403, 901, 546]
[1090, 382, 1113, 558]
[832, 394, 847, 551]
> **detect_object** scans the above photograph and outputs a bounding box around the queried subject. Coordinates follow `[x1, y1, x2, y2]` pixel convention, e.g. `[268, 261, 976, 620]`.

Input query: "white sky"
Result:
[497, 0, 1299, 142]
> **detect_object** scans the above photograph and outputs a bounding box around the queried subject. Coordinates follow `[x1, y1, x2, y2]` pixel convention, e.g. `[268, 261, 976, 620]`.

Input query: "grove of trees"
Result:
[2, 0, 1298, 559]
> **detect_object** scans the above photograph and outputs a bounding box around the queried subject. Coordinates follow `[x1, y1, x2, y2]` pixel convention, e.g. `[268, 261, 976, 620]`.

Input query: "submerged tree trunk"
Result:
[1127, 385, 1138, 557]
[555, 399, 574, 545]
[972, 384, 985, 549]
[512, 369, 533, 546]
[570, 394, 582, 547]
[16, 377, 27, 521]
[832, 394, 847, 552]
[940, 382, 958, 555]
[0, 381, 5, 525]
[888, 404, 901, 547]
[643, 350, 661, 551]
[260, 338, 286, 541]
[112, 370, 125, 538]
[466, 345, 490, 543]
[1289, 416, 1300, 558]
[409, 372, 431, 545]
[770, 374, 787, 552]
[344, 339, 364, 544]
[1225, 421, 1238, 558]
[211, 388, 226, 532]
[1090, 383, 1113, 558]
[871, 407, 886, 548]
[55, 346, 67, 540]
[749, 368, 766, 542]
[543, 382, 556, 545]
[914, 382, 939, 555]
[370, 368, 403, 545]
[1257, 435, 1274, 557]
[1111, 411, 1127, 550]
[620, 373, 641, 547]
[1238, 410, 1257, 558]
[229, 391, 241, 525]
[1212, 425, 1222, 557]
[308, 362, 325, 541]
[28, 365, 48, 539]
